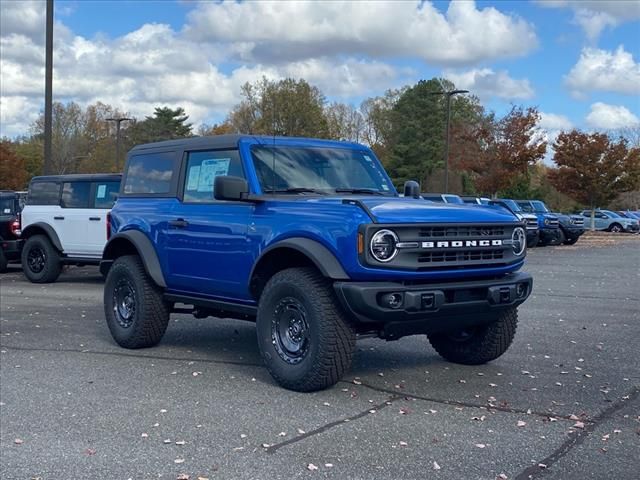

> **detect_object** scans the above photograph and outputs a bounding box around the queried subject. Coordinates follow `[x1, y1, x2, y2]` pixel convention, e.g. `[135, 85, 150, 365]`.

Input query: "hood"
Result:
[334, 197, 519, 224]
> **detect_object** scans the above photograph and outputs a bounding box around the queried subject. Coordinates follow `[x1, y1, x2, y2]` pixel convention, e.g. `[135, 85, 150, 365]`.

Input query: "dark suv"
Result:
[0, 191, 23, 272]
[101, 135, 533, 391]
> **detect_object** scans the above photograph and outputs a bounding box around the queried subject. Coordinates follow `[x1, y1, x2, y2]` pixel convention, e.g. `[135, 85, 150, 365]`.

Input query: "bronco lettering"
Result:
[421, 240, 503, 248]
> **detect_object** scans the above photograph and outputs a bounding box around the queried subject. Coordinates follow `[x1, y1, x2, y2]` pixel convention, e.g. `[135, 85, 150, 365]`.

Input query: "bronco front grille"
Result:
[571, 217, 584, 226]
[361, 223, 522, 271]
[547, 219, 559, 228]
[525, 219, 538, 230]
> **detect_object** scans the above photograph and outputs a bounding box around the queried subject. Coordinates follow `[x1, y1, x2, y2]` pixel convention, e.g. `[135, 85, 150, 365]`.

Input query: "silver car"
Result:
[581, 210, 640, 233]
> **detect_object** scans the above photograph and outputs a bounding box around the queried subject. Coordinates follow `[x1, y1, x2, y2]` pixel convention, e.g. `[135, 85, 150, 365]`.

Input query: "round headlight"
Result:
[512, 227, 526, 256]
[370, 229, 398, 262]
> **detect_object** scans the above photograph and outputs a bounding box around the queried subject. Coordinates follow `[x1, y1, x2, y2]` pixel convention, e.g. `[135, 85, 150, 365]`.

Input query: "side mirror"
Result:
[403, 180, 420, 198]
[214, 175, 249, 201]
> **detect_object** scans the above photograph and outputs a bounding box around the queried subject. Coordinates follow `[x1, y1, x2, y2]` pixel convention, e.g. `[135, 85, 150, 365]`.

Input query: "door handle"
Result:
[54, 216, 64, 220]
[89, 217, 101, 221]
[169, 219, 189, 228]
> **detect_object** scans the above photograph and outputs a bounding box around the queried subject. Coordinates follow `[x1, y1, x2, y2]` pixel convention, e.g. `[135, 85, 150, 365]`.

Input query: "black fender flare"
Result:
[251, 237, 349, 281]
[101, 230, 166, 288]
[21, 222, 63, 252]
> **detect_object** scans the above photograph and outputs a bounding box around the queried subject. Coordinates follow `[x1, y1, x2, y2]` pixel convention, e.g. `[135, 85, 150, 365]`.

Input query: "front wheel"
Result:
[104, 255, 170, 349]
[0, 249, 7, 273]
[563, 236, 579, 245]
[256, 267, 356, 392]
[609, 223, 623, 233]
[427, 308, 518, 365]
[21, 235, 62, 283]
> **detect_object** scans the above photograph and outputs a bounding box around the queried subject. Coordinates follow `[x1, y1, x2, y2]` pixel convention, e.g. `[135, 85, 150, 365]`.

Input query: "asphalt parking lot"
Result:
[1, 233, 639, 480]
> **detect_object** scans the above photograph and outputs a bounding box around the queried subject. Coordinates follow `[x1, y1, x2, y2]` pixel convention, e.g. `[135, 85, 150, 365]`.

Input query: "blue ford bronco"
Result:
[101, 135, 532, 391]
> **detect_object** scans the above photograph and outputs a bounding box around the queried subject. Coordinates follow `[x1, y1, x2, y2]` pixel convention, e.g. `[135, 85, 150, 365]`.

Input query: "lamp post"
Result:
[430, 89, 469, 193]
[106, 117, 131, 170]
[43, 0, 54, 175]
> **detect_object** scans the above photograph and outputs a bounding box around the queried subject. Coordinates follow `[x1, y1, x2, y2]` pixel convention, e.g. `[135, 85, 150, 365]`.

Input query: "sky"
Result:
[1, 0, 639, 141]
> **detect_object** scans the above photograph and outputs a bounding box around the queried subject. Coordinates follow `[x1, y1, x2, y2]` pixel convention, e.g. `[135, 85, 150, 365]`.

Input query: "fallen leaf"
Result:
[307, 463, 318, 471]
[538, 464, 547, 469]
[325, 463, 334, 468]
[433, 461, 441, 470]
[474, 443, 486, 448]
[261, 443, 270, 448]
[174, 459, 185, 464]
[84, 448, 96, 455]
[176, 440, 186, 445]
[573, 422, 585, 429]
[517, 421, 527, 427]
[399, 441, 408, 446]
[278, 432, 286, 437]
[14, 438, 23, 445]
[297, 428, 306, 435]
[141, 433, 149, 438]
[163, 439, 171, 444]
[177, 475, 189, 480]
[497, 474, 508, 480]
[569, 414, 579, 421]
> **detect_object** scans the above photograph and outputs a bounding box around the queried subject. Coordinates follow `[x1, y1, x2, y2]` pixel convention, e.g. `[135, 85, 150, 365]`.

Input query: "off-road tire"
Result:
[256, 267, 356, 392]
[104, 255, 170, 349]
[0, 249, 8, 273]
[609, 223, 623, 233]
[428, 307, 518, 365]
[558, 228, 567, 245]
[563, 236, 579, 245]
[21, 235, 62, 283]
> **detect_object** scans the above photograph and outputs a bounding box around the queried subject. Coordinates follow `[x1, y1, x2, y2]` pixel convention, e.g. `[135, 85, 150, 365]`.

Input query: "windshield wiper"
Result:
[263, 187, 328, 195]
[334, 188, 386, 195]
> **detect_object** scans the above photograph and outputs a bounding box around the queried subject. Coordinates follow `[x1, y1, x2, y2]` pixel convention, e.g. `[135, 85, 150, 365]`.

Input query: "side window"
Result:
[123, 152, 175, 195]
[94, 181, 121, 209]
[28, 182, 60, 205]
[61, 182, 91, 208]
[183, 150, 243, 203]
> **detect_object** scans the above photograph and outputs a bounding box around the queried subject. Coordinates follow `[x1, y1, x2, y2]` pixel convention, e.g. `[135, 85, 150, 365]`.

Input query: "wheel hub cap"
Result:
[113, 279, 136, 328]
[271, 297, 310, 364]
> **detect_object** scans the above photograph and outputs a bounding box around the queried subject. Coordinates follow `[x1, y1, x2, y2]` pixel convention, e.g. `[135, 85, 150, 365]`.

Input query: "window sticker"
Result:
[197, 158, 230, 193]
[96, 184, 107, 199]
[186, 166, 201, 191]
[363, 155, 373, 163]
[381, 184, 390, 191]
[3, 208, 11, 214]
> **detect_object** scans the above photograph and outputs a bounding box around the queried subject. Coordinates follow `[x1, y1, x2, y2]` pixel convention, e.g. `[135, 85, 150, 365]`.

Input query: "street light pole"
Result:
[431, 89, 469, 193]
[106, 117, 131, 170]
[43, 0, 54, 175]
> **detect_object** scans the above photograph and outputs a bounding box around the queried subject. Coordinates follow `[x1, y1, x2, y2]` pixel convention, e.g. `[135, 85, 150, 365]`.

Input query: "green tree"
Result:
[128, 107, 193, 145]
[228, 77, 329, 137]
[384, 78, 482, 188]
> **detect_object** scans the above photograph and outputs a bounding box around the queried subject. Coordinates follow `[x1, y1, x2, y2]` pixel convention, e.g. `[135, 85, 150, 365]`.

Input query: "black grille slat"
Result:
[417, 249, 504, 263]
[418, 226, 505, 238]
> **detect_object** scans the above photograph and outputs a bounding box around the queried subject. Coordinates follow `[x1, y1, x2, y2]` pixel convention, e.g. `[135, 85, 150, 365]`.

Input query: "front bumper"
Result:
[334, 272, 533, 339]
[1, 238, 23, 261]
[625, 223, 640, 232]
[539, 228, 562, 245]
[561, 225, 585, 238]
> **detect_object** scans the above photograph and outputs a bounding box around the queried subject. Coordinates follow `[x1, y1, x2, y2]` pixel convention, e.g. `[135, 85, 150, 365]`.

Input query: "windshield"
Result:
[500, 199, 521, 212]
[251, 146, 394, 195]
[0, 197, 16, 215]
[531, 200, 549, 213]
[444, 195, 464, 204]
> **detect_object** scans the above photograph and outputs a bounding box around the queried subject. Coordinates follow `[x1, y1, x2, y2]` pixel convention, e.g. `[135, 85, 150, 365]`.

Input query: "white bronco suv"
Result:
[20, 174, 121, 283]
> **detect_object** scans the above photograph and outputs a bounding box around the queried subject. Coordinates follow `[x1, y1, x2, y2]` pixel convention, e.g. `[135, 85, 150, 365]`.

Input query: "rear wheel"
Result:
[428, 308, 518, 365]
[609, 223, 623, 233]
[256, 267, 356, 392]
[21, 235, 62, 283]
[104, 255, 170, 349]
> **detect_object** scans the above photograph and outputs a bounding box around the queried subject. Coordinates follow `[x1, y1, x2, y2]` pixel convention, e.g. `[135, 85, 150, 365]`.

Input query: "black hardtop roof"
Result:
[128, 134, 364, 153]
[29, 173, 122, 183]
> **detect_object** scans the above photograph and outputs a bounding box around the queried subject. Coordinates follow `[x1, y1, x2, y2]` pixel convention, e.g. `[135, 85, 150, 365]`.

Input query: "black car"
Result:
[0, 190, 23, 272]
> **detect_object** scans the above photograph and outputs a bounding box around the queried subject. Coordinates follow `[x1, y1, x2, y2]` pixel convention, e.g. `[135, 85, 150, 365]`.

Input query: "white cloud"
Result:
[565, 46, 640, 98]
[184, 1, 538, 66]
[586, 102, 639, 130]
[536, 0, 640, 40]
[0, 0, 537, 137]
[444, 68, 534, 100]
[540, 112, 573, 131]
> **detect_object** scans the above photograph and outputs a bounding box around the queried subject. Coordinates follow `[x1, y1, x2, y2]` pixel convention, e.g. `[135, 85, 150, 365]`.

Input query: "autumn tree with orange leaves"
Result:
[451, 106, 547, 197]
[548, 130, 640, 212]
[0, 141, 28, 190]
